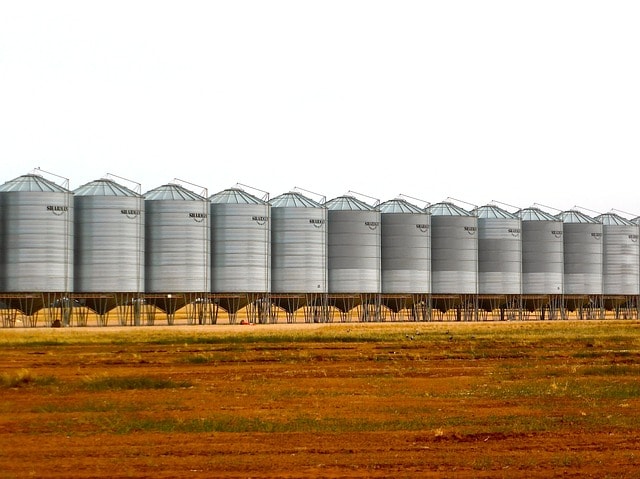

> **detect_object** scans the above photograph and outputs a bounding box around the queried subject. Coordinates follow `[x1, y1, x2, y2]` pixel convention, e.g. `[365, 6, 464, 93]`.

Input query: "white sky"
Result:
[1, 1, 639, 217]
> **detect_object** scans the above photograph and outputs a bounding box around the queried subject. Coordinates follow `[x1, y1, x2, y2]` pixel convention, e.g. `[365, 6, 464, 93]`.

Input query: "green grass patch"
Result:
[582, 364, 640, 376]
[82, 376, 191, 391]
[0, 369, 58, 388]
[32, 401, 145, 414]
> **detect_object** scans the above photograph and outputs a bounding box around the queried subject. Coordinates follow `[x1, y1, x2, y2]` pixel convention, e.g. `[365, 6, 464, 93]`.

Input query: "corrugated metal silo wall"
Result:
[271, 205, 327, 293]
[210, 202, 271, 292]
[327, 209, 381, 293]
[427, 215, 477, 294]
[381, 211, 430, 294]
[75, 194, 144, 292]
[477, 217, 522, 294]
[0, 198, 3, 289]
[563, 223, 603, 295]
[602, 224, 639, 295]
[521, 220, 564, 294]
[145, 199, 209, 293]
[1, 190, 73, 292]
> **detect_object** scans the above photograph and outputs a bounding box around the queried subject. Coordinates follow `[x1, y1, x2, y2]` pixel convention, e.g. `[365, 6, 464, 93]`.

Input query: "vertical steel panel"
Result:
[561, 221, 603, 295]
[210, 191, 271, 293]
[430, 215, 478, 294]
[476, 216, 522, 294]
[74, 192, 144, 292]
[325, 197, 381, 294]
[520, 220, 564, 294]
[145, 185, 209, 293]
[0, 175, 73, 292]
[600, 221, 639, 295]
[271, 194, 327, 293]
[380, 202, 430, 294]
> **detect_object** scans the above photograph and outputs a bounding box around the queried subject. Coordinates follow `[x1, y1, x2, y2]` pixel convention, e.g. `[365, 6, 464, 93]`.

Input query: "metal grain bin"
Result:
[209, 188, 271, 293]
[595, 213, 639, 296]
[270, 192, 327, 293]
[379, 198, 430, 294]
[427, 202, 477, 294]
[472, 205, 521, 295]
[73, 179, 144, 293]
[0, 174, 73, 292]
[324, 195, 381, 294]
[557, 210, 603, 295]
[144, 184, 209, 293]
[515, 208, 564, 294]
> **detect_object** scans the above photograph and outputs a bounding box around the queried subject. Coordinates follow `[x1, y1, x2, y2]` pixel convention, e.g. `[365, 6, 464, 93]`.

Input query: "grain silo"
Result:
[557, 210, 603, 317]
[472, 205, 521, 318]
[270, 192, 327, 322]
[0, 174, 73, 293]
[595, 213, 639, 315]
[209, 188, 271, 323]
[515, 207, 564, 319]
[144, 183, 210, 324]
[73, 178, 144, 325]
[74, 179, 144, 293]
[379, 198, 430, 320]
[324, 195, 381, 321]
[0, 173, 73, 320]
[427, 201, 477, 307]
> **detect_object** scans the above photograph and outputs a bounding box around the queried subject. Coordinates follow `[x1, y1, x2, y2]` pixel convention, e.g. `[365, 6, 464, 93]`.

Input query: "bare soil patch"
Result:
[1, 321, 640, 478]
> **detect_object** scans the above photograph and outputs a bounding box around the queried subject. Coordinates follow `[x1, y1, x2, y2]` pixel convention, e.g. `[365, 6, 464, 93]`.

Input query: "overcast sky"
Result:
[1, 1, 638, 216]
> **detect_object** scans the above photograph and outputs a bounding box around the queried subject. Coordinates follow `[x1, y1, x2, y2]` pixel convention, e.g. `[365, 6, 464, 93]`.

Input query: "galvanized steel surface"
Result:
[270, 192, 327, 293]
[145, 184, 209, 293]
[427, 203, 477, 294]
[325, 196, 381, 293]
[558, 211, 603, 295]
[74, 179, 144, 293]
[517, 208, 564, 294]
[0, 174, 73, 292]
[474, 206, 521, 295]
[379, 199, 430, 294]
[210, 189, 271, 293]
[597, 214, 639, 295]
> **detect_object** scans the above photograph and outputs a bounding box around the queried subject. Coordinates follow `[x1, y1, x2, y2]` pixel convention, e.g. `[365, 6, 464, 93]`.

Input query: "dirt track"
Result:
[1, 321, 640, 478]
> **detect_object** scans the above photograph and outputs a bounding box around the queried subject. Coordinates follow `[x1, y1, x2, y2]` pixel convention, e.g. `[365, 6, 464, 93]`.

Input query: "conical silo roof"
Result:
[271, 192, 322, 208]
[596, 213, 634, 226]
[0, 173, 69, 193]
[516, 207, 558, 221]
[472, 205, 516, 219]
[209, 188, 265, 205]
[427, 202, 471, 216]
[379, 198, 423, 214]
[324, 195, 373, 211]
[74, 178, 140, 197]
[144, 183, 204, 201]
[557, 210, 598, 224]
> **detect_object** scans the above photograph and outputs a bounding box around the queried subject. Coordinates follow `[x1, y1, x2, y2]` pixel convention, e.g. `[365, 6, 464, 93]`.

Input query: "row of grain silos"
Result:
[1, 173, 640, 313]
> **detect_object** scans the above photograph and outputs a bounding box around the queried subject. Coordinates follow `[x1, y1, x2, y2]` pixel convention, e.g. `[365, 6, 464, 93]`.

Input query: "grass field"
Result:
[1, 320, 640, 478]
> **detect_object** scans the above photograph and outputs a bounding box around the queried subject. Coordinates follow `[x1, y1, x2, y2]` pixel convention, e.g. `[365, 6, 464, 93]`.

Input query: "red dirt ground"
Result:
[1, 322, 640, 478]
